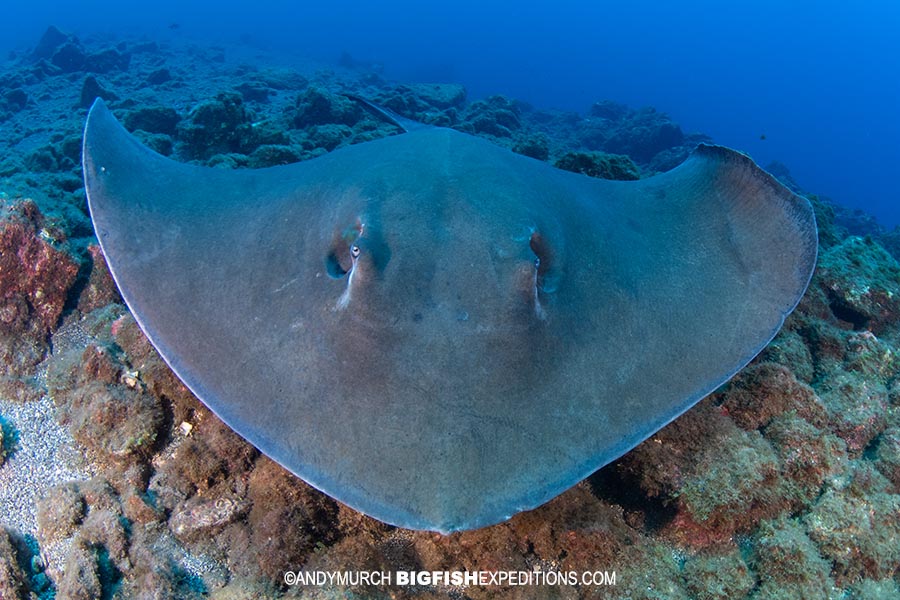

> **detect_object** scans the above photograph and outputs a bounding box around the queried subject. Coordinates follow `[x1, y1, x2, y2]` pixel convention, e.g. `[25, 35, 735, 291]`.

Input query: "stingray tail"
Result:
[343, 93, 432, 133]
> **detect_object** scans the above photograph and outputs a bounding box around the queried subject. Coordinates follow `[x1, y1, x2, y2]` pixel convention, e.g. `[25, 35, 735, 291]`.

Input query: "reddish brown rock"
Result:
[335, 503, 392, 542]
[819, 372, 889, 456]
[0, 198, 79, 338]
[57, 539, 104, 600]
[721, 362, 827, 430]
[413, 522, 526, 576]
[76, 478, 121, 512]
[79, 343, 125, 385]
[0, 347, 45, 401]
[76, 244, 121, 313]
[0, 527, 28, 600]
[617, 388, 848, 548]
[660, 425, 785, 547]
[509, 485, 639, 570]
[111, 313, 197, 419]
[616, 400, 727, 499]
[843, 330, 899, 381]
[149, 409, 257, 510]
[0, 199, 80, 399]
[298, 536, 409, 598]
[46, 338, 120, 410]
[816, 236, 900, 333]
[115, 530, 183, 600]
[790, 275, 839, 327]
[757, 328, 815, 383]
[121, 489, 165, 526]
[47, 336, 166, 469]
[79, 507, 131, 569]
[874, 426, 900, 490]
[36, 482, 86, 543]
[242, 457, 340, 580]
[681, 548, 755, 600]
[764, 414, 848, 507]
[804, 464, 900, 585]
[799, 318, 852, 381]
[750, 517, 837, 598]
[59, 380, 164, 464]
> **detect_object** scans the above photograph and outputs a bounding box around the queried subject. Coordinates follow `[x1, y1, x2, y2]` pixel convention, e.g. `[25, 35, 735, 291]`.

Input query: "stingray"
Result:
[82, 98, 817, 533]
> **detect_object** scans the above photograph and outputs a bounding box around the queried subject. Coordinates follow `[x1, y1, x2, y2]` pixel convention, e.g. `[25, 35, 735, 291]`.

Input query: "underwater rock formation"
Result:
[123, 106, 181, 136]
[579, 102, 686, 167]
[0, 527, 29, 600]
[554, 151, 640, 180]
[293, 86, 362, 128]
[600, 106, 684, 163]
[178, 92, 255, 160]
[0, 200, 78, 402]
[461, 95, 522, 137]
[78, 75, 118, 109]
[511, 135, 550, 161]
[817, 236, 900, 332]
[0, 200, 76, 337]
[1, 88, 28, 116]
[376, 82, 467, 123]
[30, 25, 130, 75]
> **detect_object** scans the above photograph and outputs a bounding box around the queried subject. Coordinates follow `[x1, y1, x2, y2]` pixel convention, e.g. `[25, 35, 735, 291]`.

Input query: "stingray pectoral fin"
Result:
[82, 97, 335, 477]
[644, 144, 818, 331]
[553, 143, 818, 470]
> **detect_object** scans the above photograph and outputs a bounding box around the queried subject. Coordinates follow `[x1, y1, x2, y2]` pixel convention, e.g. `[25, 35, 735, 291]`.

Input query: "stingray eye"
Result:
[529, 230, 559, 293]
[326, 234, 357, 279]
[529, 231, 551, 278]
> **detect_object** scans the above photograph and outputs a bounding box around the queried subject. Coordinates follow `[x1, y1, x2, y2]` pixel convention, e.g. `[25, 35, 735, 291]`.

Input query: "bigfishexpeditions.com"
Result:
[283, 569, 617, 587]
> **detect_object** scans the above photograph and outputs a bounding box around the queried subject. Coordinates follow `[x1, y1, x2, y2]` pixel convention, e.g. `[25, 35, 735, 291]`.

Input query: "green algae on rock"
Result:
[750, 517, 839, 600]
[0, 527, 29, 600]
[681, 549, 756, 600]
[817, 235, 900, 332]
[554, 150, 640, 180]
[804, 462, 900, 584]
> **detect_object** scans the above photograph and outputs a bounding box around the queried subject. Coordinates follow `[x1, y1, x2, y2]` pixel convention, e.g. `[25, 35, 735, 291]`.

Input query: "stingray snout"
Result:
[507, 258, 547, 320]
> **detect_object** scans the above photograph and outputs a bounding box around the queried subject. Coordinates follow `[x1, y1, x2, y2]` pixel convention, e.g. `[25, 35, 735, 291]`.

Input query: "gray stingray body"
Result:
[82, 99, 817, 532]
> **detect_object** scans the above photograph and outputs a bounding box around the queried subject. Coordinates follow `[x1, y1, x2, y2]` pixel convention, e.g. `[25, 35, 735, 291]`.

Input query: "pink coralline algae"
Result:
[0, 199, 78, 338]
[0, 199, 79, 401]
[76, 244, 120, 313]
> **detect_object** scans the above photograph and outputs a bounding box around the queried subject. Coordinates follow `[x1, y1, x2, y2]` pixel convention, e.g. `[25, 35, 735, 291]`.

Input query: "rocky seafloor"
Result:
[1, 25, 899, 599]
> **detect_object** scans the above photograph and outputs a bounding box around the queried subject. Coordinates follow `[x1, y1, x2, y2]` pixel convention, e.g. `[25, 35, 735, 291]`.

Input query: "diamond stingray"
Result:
[82, 99, 817, 532]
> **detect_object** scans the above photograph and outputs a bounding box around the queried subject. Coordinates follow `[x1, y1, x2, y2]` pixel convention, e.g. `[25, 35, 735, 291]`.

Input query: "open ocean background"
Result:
[1, 0, 898, 227]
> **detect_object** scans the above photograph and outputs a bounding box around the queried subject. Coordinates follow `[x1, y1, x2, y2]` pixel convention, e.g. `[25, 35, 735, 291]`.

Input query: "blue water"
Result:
[4, 0, 899, 228]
